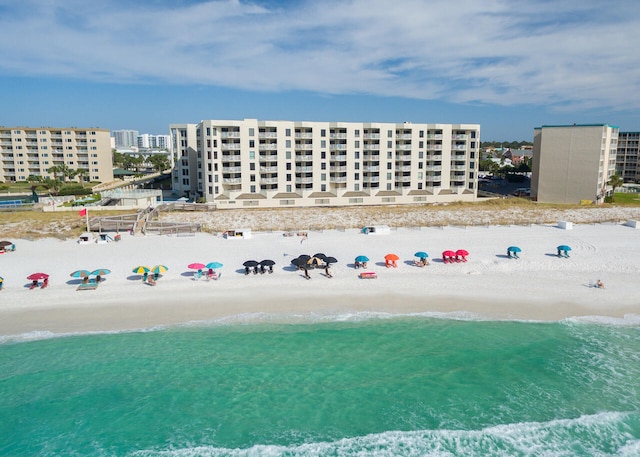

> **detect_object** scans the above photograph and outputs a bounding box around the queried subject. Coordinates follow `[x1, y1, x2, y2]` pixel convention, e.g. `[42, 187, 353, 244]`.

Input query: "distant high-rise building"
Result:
[0, 127, 114, 183]
[531, 124, 618, 204]
[138, 133, 170, 149]
[112, 129, 139, 148]
[615, 132, 639, 183]
[170, 118, 480, 208]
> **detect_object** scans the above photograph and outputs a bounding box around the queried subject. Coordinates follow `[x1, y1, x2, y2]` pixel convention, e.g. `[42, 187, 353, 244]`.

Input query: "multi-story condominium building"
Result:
[170, 119, 480, 209]
[112, 129, 139, 148]
[531, 124, 618, 204]
[138, 134, 170, 150]
[615, 132, 639, 183]
[0, 127, 114, 183]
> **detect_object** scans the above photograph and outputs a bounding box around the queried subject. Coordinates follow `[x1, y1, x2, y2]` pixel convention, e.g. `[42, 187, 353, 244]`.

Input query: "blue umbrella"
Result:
[414, 251, 429, 259]
[91, 269, 111, 276]
[70, 269, 91, 278]
[557, 245, 572, 251]
[206, 262, 223, 269]
[355, 255, 369, 263]
[507, 246, 521, 253]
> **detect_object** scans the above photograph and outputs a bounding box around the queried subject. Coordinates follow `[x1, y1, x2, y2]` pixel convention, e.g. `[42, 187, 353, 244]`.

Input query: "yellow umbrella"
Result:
[132, 266, 150, 274]
[151, 265, 169, 274]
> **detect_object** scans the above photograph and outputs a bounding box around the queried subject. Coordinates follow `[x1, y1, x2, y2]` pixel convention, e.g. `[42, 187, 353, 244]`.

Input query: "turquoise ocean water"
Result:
[1, 314, 639, 456]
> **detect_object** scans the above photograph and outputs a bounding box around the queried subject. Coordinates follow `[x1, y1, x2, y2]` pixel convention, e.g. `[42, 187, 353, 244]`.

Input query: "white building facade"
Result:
[0, 127, 114, 183]
[170, 119, 480, 208]
[531, 124, 618, 204]
[112, 129, 139, 148]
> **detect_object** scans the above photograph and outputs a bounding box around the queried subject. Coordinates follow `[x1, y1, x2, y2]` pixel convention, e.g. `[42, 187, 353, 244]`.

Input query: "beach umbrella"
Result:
[206, 262, 223, 269]
[456, 249, 469, 257]
[259, 259, 275, 266]
[151, 265, 169, 274]
[557, 245, 572, 251]
[291, 258, 308, 269]
[313, 253, 327, 261]
[384, 253, 399, 261]
[70, 269, 91, 278]
[325, 256, 338, 264]
[355, 255, 369, 263]
[188, 262, 206, 270]
[507, 246, 521, 253]
[414, 251, 429, 259]
[27, 272, 49, 280]
[91, 268, 111, 276]
[243, 260, 259, 267]
[307, 256, 323, 266]
[442, 250, 456, 257]
[297, 254, 311, 264]
[132, 266, 150, 274]
[0, 240, 12, 248]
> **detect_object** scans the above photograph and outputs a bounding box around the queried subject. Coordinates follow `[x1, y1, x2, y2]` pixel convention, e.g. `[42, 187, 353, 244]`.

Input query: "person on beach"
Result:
[303, 268, 311, 279]
[324, 265, 333, 278]
[596, 279, 605, 289]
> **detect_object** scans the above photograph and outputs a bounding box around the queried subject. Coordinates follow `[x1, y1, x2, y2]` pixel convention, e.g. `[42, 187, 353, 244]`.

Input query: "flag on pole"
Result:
[78, 208, 87, 217]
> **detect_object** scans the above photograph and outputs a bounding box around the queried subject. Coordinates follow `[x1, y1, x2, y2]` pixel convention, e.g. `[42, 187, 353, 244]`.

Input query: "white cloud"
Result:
[1, 0, 638, 110]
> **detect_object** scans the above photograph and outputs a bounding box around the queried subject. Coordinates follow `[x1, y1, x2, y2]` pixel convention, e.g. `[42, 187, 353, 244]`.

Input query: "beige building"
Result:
[170, 119, 480, 208]
[0, 127, 113, 183]
[531, 124, 618, 204]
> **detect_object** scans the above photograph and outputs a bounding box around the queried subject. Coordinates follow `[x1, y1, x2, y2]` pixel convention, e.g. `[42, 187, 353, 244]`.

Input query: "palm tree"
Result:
[607, 173, 624, 202]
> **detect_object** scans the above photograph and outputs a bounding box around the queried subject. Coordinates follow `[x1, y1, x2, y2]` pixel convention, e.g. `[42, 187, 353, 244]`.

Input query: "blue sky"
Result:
[1, 0, 639, 141]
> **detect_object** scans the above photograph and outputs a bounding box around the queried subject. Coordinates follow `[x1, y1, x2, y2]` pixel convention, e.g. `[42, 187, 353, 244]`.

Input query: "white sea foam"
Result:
[130, 412, 639, 457]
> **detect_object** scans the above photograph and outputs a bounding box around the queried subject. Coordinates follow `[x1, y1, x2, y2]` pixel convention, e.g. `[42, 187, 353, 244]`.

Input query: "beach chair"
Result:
[29, 280, 39, 290]
[209, 271, 219, 280]
[77, 281, 99, 291]
[360, 271, 377, 279]
[40, 279, 49, 289]
[193, 270, 202, 281]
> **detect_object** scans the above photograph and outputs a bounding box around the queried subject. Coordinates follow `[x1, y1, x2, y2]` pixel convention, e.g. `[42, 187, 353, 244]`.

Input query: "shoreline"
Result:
[1, 221, 640, 338]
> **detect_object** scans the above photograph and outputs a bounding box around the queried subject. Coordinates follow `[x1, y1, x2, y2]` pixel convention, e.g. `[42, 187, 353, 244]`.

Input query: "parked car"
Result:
[512, 188, 531, 197]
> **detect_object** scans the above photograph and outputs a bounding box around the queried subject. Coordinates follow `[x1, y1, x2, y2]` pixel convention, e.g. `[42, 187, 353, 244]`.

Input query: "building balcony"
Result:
[331, 154, 347, 161]
[222, 177, 242, 184]
[426, 145, 442, 151]
[330, 144, 347, 151]
[363, 176, 380, 182]
[330, 176, 347, 183]
[222, 166, 242, 172]
[363, 165, 379, 172]
[221, 143, 241, 150]
[220, 132, 240, 138]
[363, 144, 380, 150]
[260, 177, 279, 184]
[295, 154, 313, 161]
[427, 134, 443, 140]
[260, 166, 278, 172]
[295, 132, 313, 138]
[296, 176, 314, 184]
[425, 165, 442, 171]
[259, 143, 277, 151]
[295, 143, 313, 150]
[258, 132, 277, 138]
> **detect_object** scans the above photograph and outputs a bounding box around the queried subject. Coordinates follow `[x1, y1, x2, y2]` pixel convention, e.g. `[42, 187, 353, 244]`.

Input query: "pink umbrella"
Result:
[188, 263, 206, 270]
[442, 251, 456, 264]
[456, 249, 469, 257]
[27, 272, 49, 280]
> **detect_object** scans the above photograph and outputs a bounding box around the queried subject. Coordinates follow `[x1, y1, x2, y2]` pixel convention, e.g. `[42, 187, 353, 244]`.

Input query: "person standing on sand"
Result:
[300, 232, 308, 244]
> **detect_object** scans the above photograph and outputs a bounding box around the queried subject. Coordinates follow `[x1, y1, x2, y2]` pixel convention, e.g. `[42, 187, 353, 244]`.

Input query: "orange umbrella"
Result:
[384, 253, 399, 261]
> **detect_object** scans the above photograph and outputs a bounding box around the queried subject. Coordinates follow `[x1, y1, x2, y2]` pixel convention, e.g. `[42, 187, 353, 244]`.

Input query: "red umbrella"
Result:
[188, 263, 206, 270]
[442, 250, 456, 257]
[27, 272, 49, 280]
[456, 249, 469, 257]
[384, 253, 399, 261]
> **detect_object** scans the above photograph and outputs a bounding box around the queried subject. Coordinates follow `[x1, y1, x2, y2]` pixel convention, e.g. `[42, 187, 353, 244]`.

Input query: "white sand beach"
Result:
[1, 215, 640, 338]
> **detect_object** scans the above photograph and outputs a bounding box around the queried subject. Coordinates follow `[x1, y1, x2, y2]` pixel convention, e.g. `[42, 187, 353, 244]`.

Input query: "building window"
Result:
[286, 163, 292, 170]
[387, 130, 393, 138]
[286, 184, 292, 192]
[250, 185, 256, 192]
[286, 140, 291, 148]
[321, 163, 326, 170]
[286, 128, 291, 136]
[355, 151, 359, 159]
[355, 140, 360, 148]
[321, 173, 326, 181]
[321, 184, 326, 191]
[321, 151, 326, 159]
[387, 141, 392, 148]
[286, 151, 291, 159]
[250, 174, 256, 182]
[355, 163, 360, 170]
[355, 129, 360, 137]
[321, 140, 326, 148]
[286, 173, 291, 182]
[250, 163, 255, 170]
[354, 173, 360, 180]
[355, 183, 360, 191]
[321, 129, 326, 137]
[249, 140, 255, 148]
[249, 128, 254, 136]
[419, 130, 424, 138]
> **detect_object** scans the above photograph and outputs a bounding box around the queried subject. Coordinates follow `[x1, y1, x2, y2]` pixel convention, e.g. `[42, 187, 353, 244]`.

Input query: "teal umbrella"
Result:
[91, 269, 111, 276]
[414, 251, 429, 259]
[70, 269, 91, 278]
[206, 262, 223, 269]
[355, 255, 369, 263]
[507, 246, 521, 253]
[557, 245, 572, 251]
